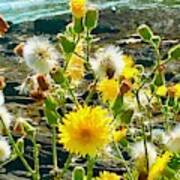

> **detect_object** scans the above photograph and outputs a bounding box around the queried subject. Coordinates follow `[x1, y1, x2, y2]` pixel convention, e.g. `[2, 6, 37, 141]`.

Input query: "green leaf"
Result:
[137, 24, 153, 42]
[59, 35, 76, 53]
[84, 7, 99, 30]
[112, 96, 124, 117]
[119, 108, 134, 124]
[168, 44, 180, 60]
[163, 166, 177, 179]
[168, 153, 180, 170]
[72, 167, 85, 180]
[44, 108, 59, 125]
[120, 139, 128, 147]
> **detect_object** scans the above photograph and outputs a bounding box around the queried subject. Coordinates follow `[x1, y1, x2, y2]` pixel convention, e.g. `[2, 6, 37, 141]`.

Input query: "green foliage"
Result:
[137, 24, 153, 42]
[112, 96, 134, 124]
[118, 107, 134, 124]
[168, 153, 180, 170]
[59, 35, 76, 53]
[168, 44, 180, 60]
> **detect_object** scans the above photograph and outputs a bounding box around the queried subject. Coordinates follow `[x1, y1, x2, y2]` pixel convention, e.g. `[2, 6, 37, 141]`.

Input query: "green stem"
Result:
[31, 133, 40, 180]
[65, 79, 79, 106]
[135, 94, 150, 173]
[85, 90, 94, 104]
[0, 156, 17, 168]
[51, 125, 59, 173]
[87, 157, 94, 180]
[60, 154, 72, 179]
[147, 106, 153, 141]
[114, 143, 133, 180]
[0, 118, 33, 174]
[86, 29, 90, 63]
[142, 122, 149, 172]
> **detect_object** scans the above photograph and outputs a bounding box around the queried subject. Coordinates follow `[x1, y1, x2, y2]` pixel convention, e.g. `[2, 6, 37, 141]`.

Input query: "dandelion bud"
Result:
[168, 84, 180, 98]
[119, 79, 132, 96]
[0, 76, 5, 90]
[167, 86, 176, 98]
[84, 6, 99, 30]
[36, 74, 49, 91]
[70, 0, 86, 19]
[72, 166, 85, 180]
[73, 17, 84, 34]
[50, 67, 65, 85]
[0, 16, 9, 37]
[30, 89, 45, 102]
[153, 72, 165, 87]
[14, 43, 24, 57]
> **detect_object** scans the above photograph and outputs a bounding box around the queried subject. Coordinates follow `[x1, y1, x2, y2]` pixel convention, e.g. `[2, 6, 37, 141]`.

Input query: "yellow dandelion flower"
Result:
[59, 106, 112, 157]
[156, 85, 167, 97]
[97, 79, 119, 102]
[174, 83, 180, 98]
[148, 151, 172, 180]
[70, 0, 86, 18]
[66, 42, 85, 81]
[122, 67, 139, 80]
[96, 171, 120, 180]
[122, 55, 134, 68]
[113, 128, 127, 143]
[122, 55, 139, 79]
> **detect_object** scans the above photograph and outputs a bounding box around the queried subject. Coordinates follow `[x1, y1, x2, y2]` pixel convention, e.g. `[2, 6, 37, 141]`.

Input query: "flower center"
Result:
[36, 48, 50, 61]
[79, 128, 93, 143]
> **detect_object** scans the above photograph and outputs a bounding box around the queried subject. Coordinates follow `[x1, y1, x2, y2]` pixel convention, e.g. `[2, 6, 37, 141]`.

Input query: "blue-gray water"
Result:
[0, 0, 180, 24]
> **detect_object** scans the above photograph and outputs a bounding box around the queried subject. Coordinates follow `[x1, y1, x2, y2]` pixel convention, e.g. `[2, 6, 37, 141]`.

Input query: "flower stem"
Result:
[135, 93, 150, 173]
[60, 154, 72, 179]
[31, 132, 40, 180]
[0, 118, 33, 175]
[51, 125, 59, 173]
[114, 143, 133, 180]
[142, 121, 149, 172]
[65, 80, 79, 106]
[87, 157, 94, 180]
[86, 29, 90, 63]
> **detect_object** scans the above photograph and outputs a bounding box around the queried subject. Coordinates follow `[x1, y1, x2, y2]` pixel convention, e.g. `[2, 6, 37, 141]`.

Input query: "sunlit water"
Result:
[0, 0, 179, 24]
